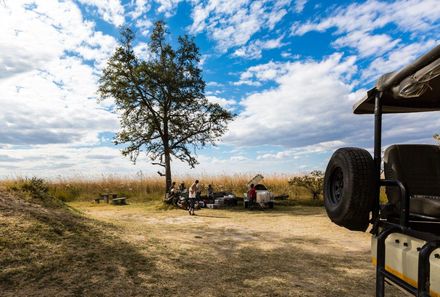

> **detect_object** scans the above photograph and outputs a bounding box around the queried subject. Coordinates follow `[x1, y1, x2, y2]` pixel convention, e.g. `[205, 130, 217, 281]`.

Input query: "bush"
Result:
[9, 177, 63, 207]
[288, 171, 324, 200]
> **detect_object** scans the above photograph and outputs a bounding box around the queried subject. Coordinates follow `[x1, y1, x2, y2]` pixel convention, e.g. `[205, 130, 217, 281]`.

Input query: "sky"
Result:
[0, 0, 439, 179]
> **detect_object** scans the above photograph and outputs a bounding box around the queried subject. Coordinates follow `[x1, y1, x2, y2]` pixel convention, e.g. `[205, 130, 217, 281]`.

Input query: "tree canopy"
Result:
[99, 21, 234, 192]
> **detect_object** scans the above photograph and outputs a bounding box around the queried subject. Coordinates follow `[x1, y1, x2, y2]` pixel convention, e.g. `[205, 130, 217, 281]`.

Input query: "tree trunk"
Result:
[164, 148, 172, 194]
[163, 117, 172, 195]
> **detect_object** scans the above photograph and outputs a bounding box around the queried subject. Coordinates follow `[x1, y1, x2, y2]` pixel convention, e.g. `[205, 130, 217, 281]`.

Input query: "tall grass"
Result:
[0, 174, 315, 203]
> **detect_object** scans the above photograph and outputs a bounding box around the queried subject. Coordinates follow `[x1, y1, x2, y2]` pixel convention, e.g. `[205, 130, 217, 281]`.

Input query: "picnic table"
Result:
[94, 193, 127, 205]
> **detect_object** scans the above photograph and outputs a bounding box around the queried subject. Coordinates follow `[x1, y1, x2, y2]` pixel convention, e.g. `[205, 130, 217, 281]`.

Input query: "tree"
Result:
[99, 21, 234, 193]
[288, 170, 324, 200]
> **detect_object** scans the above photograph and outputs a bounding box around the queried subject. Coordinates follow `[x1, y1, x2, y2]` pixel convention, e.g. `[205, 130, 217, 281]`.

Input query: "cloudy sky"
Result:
[0, 0, 439, 178]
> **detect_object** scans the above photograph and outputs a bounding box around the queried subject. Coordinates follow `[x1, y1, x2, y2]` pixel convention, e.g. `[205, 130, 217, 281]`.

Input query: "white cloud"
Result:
[294, 0, 307, 13]
[135, 18, 154, 36]
[230, 155, 249, 161]
[226, 54, 361, 147]
[257, 141, 345, 160]
[129, 0, 181, 19]
[291, 0, 440, 57]
[205, 90, 223, 96]
[76, 31, 119, 69]
[0, 57, 118, 146]
[233, 61, 290, 86]
[198, 54, 209, 67]
[128, 0, 154, 36]
[266, 6, 288, 29]
[206, 81, 224, 87]
[189, 0, 292, 52]
[226, 50, 440, 162]
[333, 31, 400, 58]
[0, 145, 136, 178]
[233, 36, 285, 59]
[0, 144, 297, 178]
[77, 0, 125, 26]
[280, 52, 300, 59]
[0, 1, 92, 78]
[292, 0, 440, 36]
[155, 0, 182, 17]
[130, 0, 151, 19]
[133, 42, 152, 60]
[0, 1, 118, 147]
[207, 96, 237, 110]
[232, 80, 262, 87]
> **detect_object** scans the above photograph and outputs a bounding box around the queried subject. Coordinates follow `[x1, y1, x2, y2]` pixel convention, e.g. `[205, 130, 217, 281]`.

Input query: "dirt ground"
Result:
[70, 202, 400, 297]
[1, 191, 402, 297]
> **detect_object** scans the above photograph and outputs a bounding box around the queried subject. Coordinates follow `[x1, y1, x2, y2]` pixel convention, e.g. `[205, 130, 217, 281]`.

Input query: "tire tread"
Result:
[324, 147, 374, 231]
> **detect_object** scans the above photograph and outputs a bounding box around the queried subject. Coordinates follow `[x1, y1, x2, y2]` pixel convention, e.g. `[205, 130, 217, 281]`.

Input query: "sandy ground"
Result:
[71, 203, 400, 297]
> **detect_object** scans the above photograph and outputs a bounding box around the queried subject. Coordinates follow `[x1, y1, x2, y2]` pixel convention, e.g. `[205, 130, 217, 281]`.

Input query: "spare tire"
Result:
[324, 147, 375, 232]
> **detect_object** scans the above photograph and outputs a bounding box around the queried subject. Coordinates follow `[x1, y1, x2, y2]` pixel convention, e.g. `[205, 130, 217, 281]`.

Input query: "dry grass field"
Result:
[0, 187, 400, 297]
[0, 174, 315, 204]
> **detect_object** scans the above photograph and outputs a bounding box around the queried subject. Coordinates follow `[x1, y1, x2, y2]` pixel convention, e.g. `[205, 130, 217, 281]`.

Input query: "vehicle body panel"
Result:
[371, 233, 440, 296]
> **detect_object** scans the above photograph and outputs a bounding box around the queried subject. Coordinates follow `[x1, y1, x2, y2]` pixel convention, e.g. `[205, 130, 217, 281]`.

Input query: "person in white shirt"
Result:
[188, 180, 199, 215]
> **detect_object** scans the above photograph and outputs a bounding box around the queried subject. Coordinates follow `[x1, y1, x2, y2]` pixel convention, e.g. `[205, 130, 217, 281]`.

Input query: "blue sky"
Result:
[0, 0, 439, 178]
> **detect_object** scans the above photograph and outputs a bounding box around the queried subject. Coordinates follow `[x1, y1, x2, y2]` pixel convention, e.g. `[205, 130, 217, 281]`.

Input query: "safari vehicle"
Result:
[244, 174, 274, 209]
[323, 45, 440, 297]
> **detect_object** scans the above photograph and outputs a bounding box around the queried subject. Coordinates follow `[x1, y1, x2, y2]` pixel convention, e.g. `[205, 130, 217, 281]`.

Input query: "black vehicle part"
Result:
[324, 147, 375, 231]
[353, 45, 440, 114]
[267, 201, 274, 209]
[384, 144, 440, 218]
[254, 184, 267, 190]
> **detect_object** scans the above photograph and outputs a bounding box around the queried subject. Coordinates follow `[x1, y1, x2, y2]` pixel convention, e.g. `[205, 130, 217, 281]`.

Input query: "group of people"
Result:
[168, 181, 257, 212]
[168, 180, 215, 215]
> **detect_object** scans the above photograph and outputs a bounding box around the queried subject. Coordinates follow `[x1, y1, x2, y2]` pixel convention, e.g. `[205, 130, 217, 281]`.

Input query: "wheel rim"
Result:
[329, 167, 344, 205]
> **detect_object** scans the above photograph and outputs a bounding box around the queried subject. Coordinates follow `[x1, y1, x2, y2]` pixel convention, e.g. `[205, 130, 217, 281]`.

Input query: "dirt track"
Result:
[74, 203, 400, 297]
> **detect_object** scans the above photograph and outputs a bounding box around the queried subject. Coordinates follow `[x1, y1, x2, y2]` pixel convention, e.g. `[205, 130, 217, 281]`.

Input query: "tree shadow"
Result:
[1, 197, 158, 297]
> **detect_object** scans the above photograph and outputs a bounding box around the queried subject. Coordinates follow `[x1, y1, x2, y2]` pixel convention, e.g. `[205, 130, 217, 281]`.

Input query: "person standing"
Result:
[188, 180, 199, 215]
[207, 184, 214, 201]
[247, 183, 257, 208]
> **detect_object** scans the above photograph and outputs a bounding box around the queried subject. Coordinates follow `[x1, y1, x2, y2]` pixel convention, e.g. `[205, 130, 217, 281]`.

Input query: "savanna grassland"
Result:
[0, 174, 317, 204]
[0, 177, 399, 296]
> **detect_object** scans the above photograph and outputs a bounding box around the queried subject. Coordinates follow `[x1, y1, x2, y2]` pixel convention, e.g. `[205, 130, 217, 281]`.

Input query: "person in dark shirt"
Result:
[247, 183, 257, 207]
[179, 182, 186, 193]
[169, 182, 178, 205]
[207, 184, 214, 200]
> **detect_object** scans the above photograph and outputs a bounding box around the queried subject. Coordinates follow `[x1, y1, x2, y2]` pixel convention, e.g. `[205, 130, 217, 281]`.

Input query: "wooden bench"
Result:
[95, 193, 118, 204]
[112, 197, 127, 205]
